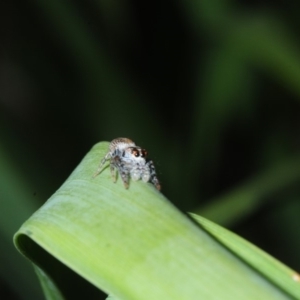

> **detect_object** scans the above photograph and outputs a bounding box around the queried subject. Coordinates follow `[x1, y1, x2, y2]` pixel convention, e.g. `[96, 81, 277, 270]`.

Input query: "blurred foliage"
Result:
[1, 0, 300, 299]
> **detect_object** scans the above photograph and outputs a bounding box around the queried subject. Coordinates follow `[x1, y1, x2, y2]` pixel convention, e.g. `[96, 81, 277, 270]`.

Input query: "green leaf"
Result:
[190, 213, 300, 299]
[106, 295, 120, 300]
[14, 142, 295, 299]
[34, 265, 65, 300]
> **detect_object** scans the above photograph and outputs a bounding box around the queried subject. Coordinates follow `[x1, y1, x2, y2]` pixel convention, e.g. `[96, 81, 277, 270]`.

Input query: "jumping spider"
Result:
[93, 138, 161, 190]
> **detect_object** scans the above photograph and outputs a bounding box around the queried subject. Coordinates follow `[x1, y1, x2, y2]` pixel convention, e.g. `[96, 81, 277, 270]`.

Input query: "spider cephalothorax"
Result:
[93, 138, 161, 190]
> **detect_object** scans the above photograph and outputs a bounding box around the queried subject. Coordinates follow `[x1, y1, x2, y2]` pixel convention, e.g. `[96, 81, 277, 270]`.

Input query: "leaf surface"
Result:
[14, 142, 294, 300]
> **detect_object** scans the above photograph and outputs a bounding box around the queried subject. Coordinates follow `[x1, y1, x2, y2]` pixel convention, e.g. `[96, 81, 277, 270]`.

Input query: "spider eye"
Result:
[141, 149, 147, 157]
[132, 148, 140, 157]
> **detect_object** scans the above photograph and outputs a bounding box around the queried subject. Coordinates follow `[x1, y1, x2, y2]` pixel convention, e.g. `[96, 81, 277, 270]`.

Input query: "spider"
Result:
[93, 138, 161, 190]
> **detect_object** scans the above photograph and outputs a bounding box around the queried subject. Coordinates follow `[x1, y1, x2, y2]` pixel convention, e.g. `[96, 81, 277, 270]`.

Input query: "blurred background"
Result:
[1, 0, 300, 299]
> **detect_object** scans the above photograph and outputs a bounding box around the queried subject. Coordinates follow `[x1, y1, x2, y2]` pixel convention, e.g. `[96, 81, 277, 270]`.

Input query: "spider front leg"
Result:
[93, 152, 111, 178]
[111, 156, 130, 188]
[110, 164, 117, 182]
[120, 169, 130, 189]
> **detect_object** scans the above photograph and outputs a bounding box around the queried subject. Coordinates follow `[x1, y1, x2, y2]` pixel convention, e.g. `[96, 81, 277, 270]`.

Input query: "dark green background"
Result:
[1, 0, 300, 299]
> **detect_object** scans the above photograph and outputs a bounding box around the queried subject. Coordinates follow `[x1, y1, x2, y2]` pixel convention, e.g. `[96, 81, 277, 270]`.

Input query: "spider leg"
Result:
[151, 176, 161, 191]
[120, 170, 130, 189]
[93, 152, 111, 178]
[112, 156, 130, 187]
[110, 164, 117, 182]
[141, 167, 150, 182]
[147, 160, 161, 190]
[130, 166, 142, 181]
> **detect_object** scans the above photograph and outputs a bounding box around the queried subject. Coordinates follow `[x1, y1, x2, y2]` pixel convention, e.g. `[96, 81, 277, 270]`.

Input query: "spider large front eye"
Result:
[131, 148, 140, 157]
[141, 149, 147, 157]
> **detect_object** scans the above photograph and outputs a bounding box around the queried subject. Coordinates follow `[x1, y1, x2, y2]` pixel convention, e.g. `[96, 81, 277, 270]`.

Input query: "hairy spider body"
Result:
[93, 138, 161, 190]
